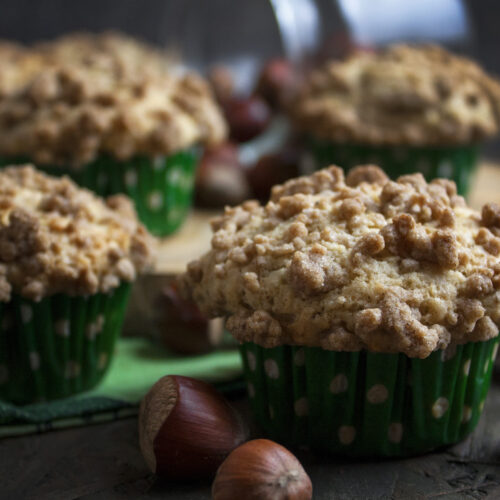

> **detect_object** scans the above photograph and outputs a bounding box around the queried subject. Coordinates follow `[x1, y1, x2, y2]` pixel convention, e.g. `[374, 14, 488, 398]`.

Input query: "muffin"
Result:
[182, 165, 500, 456]
[0, 33, 227, 236]
[294, 45, 500, 196]
[0, 165, 154, 403]
[0, 41, 44, 98]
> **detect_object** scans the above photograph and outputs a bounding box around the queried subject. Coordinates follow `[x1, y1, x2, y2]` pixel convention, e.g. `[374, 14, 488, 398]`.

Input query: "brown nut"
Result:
[212, 439, 313, 500]
[139, 375, 248, 480]
[157, 283, 224, 355]
[195, 143, 251, 208]
[255, 58, 298, 109]
[224, 96, 271, 143]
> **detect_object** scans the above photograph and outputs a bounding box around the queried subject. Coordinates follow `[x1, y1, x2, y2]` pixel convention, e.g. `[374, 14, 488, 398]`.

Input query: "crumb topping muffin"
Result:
[0, 33, 226, 166]
[183, 165, 500, 358]
[294, 45, 500, 145]
[0, 42, 44, 98]
[33, 31, 169, 79]
[0, 165, 155, 302]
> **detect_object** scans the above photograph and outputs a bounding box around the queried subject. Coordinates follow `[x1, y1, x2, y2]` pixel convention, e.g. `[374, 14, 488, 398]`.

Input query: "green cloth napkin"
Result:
[0, 337, 243, 437]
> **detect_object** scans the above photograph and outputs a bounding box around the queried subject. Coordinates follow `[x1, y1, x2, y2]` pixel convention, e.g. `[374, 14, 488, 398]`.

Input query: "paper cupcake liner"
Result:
[308, 140, 478, 196]
[240, 338, 499, 457]
[0, 150, 199, 237]
[0, 283, 131, 404]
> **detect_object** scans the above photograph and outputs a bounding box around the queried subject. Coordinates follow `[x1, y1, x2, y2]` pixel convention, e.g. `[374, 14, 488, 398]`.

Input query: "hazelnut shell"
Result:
[212, 439, 313, 500]
[139, 375, 248, 480]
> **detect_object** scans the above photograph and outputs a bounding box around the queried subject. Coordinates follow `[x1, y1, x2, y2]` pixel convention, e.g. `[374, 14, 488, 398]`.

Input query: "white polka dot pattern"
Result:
[98, 352, 108, 371]
[246, 351, 256, 371]
[294, 348, 305, 366]
[247, 382, 255, 398]
[366, 384, 389, 404]
[147, 191, 163, 210]
[492, 344, 499, 362]
[55, 319, 70, 337]
[86, 315, 105, 340]
[65, 361, 81, 379]
[294, 397, 309, 417]
[329, 374, 348, 394]
[168, 168, 182, 185]
[432, 397, 449, 419]
[20, 304, 33, 324]
[441, 344, 457, 362]
[264, 359, 280, 379]
[29, 352, 40, 371]
[438, 160, 453, 178]
[124, 170, 138, 188]
[463, 359, 471, 376]
[388, 423, 403, 444]
[338, 426, 356, 445]
[153, 156, 165, 171]
[462, 405, 472, 423]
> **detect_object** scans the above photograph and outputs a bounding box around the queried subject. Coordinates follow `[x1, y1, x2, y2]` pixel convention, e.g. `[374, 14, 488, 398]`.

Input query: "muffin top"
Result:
[183, 165, 500, 358]
[0, 42, 44, 98]
[0, 33, 226, 166]
[33, 32, 169, 78]
[294, 44, 500, 146]
[0, 165, 155, 302]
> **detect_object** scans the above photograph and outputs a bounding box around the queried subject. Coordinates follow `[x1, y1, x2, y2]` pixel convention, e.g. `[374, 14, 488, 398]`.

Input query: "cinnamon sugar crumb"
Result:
[0, 165, 154, 301]
[183, 165, 500, 358]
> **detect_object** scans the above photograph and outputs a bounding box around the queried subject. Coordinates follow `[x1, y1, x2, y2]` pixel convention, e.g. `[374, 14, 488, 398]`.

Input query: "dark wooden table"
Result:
[2, 370, 500, 499]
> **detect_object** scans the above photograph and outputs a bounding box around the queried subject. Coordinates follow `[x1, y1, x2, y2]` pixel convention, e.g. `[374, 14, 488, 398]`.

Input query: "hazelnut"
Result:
[195, 143, 251, 208]
[157, 283, 224, 354]
[139, 375, 248, 480]
[255, 58, 299, 109]
[212, 439, 313, 500]
[247, 147, 300, 202]
[223, 96, 271, 143]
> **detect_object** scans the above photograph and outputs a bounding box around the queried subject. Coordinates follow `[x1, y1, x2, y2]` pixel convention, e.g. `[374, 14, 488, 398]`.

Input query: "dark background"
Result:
[0, 0, 499, 156]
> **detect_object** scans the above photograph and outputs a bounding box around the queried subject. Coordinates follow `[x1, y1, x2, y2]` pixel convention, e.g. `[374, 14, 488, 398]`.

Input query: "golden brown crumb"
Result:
[0, 33, 226, 166]
[294, 44, 500, 145]
[0, 165, 155, 301]
[183, 165, 500, 358]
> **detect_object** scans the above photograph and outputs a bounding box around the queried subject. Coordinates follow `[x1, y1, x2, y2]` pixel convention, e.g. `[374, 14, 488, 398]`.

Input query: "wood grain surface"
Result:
[2, 377, 500, 499]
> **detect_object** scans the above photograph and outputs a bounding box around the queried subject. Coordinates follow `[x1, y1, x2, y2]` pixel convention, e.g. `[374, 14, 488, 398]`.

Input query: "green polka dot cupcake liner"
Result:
[240, 337, 499, 457]
[0, 149, 199, 237]
[0, 282, 131, 404]
[308, 139, 478, 197]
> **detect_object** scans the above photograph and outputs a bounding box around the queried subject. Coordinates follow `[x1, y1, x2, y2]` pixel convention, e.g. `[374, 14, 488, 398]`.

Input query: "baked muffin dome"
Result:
[0, 165, 155, 301]
[183, 165, 500, 358]
[294, 45, 500, 146]
[0, 33, 227, 166]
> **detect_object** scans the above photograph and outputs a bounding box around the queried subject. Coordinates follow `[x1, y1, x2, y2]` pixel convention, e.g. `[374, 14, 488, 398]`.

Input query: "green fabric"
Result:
[0, 337, 243, 437]
[0, 150, 199, 237]
[309, 139, 478, 196]
[240, 338, 498, 457]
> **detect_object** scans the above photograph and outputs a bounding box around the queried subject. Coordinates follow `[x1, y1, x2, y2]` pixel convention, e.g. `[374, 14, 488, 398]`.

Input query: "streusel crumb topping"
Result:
[294, 44, 500, 145]
[0, 33, 226, 166]
[183, 165, 500, 358]
[0, 165, 155, 302]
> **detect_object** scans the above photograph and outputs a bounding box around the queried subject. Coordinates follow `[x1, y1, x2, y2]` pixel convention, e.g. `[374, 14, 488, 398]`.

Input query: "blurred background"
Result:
[1, 0, 499, 204]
